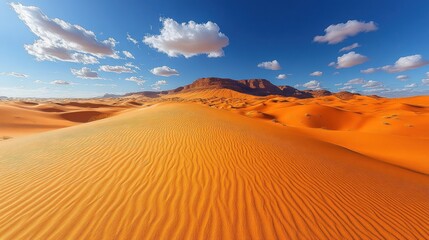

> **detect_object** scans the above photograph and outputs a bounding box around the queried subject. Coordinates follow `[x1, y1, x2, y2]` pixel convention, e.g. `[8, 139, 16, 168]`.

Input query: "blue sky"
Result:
[1, 0, 429, 98]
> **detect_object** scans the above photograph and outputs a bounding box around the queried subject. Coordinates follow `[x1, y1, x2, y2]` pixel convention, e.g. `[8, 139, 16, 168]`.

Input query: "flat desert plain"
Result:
[0, 92, 428, 239]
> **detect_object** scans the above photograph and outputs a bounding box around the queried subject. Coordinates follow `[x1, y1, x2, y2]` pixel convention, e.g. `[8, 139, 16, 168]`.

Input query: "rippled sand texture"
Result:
[0, 103, 428, 239]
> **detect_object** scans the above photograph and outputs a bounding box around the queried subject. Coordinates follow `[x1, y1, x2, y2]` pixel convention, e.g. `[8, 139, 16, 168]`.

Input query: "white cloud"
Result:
[310, 71, 323, 77]
[1, 72, 29, 78]
[71, 67, 100, 79]
[99, 65, 134, 73]
[123, 50, 135, 59]
[361, 67, 377, 74]
[314, 20, 377, 44]
[362, 87, 387, 93]
[396, 75, 408, 81]
[276, 74, 287, 79]
[51, 80, 70, 85]
[11, 3, 118, 64]
[125, 76, 145, 86]
[339, 43, 360, 52]
[405, 83, 417, 88]
[333, 51, 368, 69]
[303, 80, 321, 89]
[362, 80, 383, 88]
[339, 85, 353, 91]
[150, 66, 179, 77]
[125, 62, 140, 70]
[422, 79, 429, 86]
[344, 78, 365, 85]
[151, 80, 167, 90]
[258, 60, 281, 70]
[126, 33, 138, 45]
[143, 18, 229, 58]
[381, 54, 429, 73]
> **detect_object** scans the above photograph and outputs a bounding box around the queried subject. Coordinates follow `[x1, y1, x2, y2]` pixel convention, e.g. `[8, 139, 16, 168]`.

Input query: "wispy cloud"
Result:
[303, 80, 321, 89]
[51, 80, 71, 85]
[1, 72, 29, 78]
[310, 71, 323, 77]
[314, 20, 377, 44]
[99, 65, 134, 73]
[126, 33, 139, 46]
[151, 80, 167, 90]
[125, 76, 145, 85]
[339, 43, 360, 52]
[123, 50, 135, 59]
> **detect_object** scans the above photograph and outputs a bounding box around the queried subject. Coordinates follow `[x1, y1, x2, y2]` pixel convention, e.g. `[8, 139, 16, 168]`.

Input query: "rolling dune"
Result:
[0, 103, 428, 239]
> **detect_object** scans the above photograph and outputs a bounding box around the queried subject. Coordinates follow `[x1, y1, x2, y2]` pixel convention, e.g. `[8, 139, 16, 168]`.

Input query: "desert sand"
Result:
[1, 79, 428, 239]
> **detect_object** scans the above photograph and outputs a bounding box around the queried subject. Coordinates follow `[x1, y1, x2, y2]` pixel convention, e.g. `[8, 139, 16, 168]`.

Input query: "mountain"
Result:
[168, 77, 313, 98]
[127, 77, 363, 99]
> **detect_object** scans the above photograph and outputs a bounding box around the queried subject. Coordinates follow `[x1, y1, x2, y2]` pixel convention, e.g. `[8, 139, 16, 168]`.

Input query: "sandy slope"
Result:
[0, 103, 428, 239]
[185, 93, 429, 174]
[0, 99, 139, 138]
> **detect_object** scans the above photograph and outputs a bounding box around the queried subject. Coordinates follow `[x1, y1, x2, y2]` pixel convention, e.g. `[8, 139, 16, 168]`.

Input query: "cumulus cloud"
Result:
[339, 43, 360, 52]
[258, 60, 281, 70]
[344, 78, 365, 85]
[314, 20, 377, 44]
[310, 71, 323, 77]
[11, 3, 118, 64]
[126, 33, 138, 45]
[122, 50, 135, 59]
[51, 80, 70, 85]
[328, 62, 336, 67]
[150, 66, 179, 77]
[71, 67, 100, 79]
[362, 80, 383, 88]
[333, 51, 368, 69]
[405, 83, 417, 88]
[1, 72, 29, 78]
[151, 80, 167, 90]
[422, 78, 429, 86]
[125, 76, 145, 86]
[303, 80, 321, 89]
[99, 65, 134, 73]
[143, 18, 229, 58]
[361, 67, 377, 74]
[381, 54, 429, 73]
[396, 75, 408, 81]
[276, 74, 287, 79]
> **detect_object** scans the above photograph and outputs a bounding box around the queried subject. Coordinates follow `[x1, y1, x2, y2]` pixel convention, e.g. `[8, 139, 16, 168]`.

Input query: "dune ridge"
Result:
[0, 103, 428, 239]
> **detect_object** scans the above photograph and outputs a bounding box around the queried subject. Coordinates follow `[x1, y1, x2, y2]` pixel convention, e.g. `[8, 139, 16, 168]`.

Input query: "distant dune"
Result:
[0, 78, 428, 239]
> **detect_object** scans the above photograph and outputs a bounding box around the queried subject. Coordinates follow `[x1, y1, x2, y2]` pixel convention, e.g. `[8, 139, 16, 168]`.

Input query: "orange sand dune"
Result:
[0, 103, 428, 239]
[0, 100, 138, 137]
[185, 92, 429, 174]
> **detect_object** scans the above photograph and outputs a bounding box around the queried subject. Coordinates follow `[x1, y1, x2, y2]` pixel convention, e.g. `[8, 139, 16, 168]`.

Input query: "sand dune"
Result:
[0, 99, 138, 138]
[0, 103, 428, 239]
